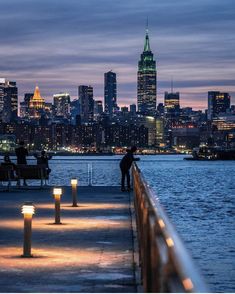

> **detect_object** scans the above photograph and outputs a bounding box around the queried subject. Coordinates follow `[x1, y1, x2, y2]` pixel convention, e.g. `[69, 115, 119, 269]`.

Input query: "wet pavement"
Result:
[0, 186, 136, 293]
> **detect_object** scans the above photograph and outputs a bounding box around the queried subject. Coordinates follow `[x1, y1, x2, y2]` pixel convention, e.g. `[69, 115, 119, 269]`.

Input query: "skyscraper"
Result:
[208, 91, 231, 120]
[29, 85, 45, 118]
[164, 92, 180, 117]
[130, 104, 137, 115]
[137, 29, 157, 115]
[0, 79, 18, 122]
[20, 93, 33, 118]
[0, 78, 18, 123]
[94, 100, 103, 115]
[53, 93, 70, 118]
[79, 85, 94, 123]
[104, 71, 117, 115]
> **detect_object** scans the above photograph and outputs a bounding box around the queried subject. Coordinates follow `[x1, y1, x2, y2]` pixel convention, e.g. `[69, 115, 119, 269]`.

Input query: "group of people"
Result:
[1, 141, 138, 190]
[1, 141, 52, 186]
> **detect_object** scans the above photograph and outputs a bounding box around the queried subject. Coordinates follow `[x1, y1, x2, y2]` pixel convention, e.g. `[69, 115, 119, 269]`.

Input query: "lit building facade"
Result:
[53, 93, 70, 118]
[20, 93, 33, 118]
[156, 118, 164, 146]
[0, 134, 16, 152]
[164, 92, 180, 117]
[104, 71, 117, 115]
[137, 30, 157, 115]
[0, 78, 18, 122]
[79, 85, 94, 123]
[29, 86, 45, 118]
[208, 91, 230, 120]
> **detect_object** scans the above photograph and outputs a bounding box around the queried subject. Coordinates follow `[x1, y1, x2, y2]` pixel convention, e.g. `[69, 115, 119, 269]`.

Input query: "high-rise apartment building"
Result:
[208, 91, 230, 120]
[53, 93, 70, 118]
[94, 100, 103, 115]
[20, 93, 33, 118]
[130, 104, 137, 115]
[0, 78, 18, 122]
[104, 71, 117, 115]
[79, 85, 94, 123]
[137, 30, 156, 115]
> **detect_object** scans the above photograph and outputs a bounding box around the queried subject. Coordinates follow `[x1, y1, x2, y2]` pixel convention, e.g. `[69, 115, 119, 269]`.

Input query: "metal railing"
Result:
[132, 163, 208, 293]
[0, 157, 121, 187]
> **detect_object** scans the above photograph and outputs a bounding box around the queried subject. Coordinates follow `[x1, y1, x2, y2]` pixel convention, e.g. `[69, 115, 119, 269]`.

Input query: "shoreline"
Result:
[0, 152, 186, 157]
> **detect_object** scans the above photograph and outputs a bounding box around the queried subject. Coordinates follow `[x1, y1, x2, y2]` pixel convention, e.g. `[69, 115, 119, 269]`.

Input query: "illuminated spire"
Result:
[32, 85, 44, 101]
[29, 85, 45, 114]
[144, 19, 151, 52]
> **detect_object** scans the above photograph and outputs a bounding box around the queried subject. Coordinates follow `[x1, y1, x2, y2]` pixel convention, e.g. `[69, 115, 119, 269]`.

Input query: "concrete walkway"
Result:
[0, 186, 137, 293]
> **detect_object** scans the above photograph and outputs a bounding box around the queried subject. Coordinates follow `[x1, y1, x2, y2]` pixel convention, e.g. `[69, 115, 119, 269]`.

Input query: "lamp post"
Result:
[71, 179, 78, 207]
[21, 202, 35, 257]
[53, 188, 62, 224]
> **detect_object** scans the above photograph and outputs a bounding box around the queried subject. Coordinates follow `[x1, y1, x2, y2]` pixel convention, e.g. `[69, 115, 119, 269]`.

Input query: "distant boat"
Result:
[185, 146, 235, 160]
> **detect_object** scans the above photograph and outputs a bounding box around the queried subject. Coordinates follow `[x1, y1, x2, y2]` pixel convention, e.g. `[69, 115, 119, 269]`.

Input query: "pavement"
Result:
[0, 186, 137, 293]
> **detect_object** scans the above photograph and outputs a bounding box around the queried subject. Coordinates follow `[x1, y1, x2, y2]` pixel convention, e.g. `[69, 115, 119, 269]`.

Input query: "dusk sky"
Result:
[1, 0, 235, 110]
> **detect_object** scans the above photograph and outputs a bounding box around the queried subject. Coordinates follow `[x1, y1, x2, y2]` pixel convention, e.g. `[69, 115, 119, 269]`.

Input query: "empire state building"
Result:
[137, 30, 157, 115]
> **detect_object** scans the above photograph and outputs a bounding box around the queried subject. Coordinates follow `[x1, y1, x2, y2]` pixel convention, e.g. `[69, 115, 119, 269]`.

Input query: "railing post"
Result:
[88, 163, 92, 186]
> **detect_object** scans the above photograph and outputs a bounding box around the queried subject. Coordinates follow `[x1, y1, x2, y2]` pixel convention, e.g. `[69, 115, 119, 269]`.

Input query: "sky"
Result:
[0, 0, 235, 110]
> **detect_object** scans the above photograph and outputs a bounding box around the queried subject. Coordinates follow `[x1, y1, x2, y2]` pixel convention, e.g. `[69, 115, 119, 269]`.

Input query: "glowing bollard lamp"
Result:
[53, 188, 62, 224]
[21, 202, 35, 258]
[71, 179, 78, 207]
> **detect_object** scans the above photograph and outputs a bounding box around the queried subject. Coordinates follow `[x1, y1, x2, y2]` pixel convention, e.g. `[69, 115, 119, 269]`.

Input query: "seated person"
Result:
[1, 154, 16, 179]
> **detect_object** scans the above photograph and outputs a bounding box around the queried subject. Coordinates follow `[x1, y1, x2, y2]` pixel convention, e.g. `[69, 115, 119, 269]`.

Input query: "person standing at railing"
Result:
[15, 141, 28, 186]
[34, 150, 52, 176]
[120, 146, 140, 192]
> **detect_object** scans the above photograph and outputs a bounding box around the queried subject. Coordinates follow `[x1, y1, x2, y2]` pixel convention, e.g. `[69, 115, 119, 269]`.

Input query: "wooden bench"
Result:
[15, 165, 48, 187]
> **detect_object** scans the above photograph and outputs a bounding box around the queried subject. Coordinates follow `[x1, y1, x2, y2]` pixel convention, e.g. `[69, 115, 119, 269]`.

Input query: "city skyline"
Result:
[1, 0, 235, 110]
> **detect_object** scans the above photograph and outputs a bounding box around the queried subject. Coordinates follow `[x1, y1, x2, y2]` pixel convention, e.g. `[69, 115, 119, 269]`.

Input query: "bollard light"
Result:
[53, 187, 62, 224]
[21, 202, 35, 257]
[71, 179, 78, 186]
[71, 179, 78, 207]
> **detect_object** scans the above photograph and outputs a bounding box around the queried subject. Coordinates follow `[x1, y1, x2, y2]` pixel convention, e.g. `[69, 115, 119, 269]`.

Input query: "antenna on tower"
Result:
[146, 17, 149, 33]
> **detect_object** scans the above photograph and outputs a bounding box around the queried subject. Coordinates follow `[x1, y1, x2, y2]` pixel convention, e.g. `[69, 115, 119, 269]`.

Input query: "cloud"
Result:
[0, 0, 234, 109]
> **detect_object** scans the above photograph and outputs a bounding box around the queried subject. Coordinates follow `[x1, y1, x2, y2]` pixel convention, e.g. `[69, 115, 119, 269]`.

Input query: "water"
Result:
[1, 154, 234, 292]
[139, 155, 235, 293]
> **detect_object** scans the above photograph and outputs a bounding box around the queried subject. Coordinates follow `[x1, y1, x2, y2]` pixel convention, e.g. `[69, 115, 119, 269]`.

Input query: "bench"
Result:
[0, 166, 17, 191]
[16, 165, 49, 187]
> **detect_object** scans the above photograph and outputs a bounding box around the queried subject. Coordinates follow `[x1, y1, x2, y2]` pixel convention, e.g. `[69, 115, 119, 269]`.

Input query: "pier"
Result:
[0, 163, 208, 292]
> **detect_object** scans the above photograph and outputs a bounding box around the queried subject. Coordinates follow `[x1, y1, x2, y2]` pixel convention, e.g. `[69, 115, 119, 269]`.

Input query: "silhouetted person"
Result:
[15, 141, 28, 164]
[34, 150, 52, 175]
[15, 141, 28, 186]
[120, 146, 140, 192]
[1, 154, 16, 179]
[2, 154, 15, 167]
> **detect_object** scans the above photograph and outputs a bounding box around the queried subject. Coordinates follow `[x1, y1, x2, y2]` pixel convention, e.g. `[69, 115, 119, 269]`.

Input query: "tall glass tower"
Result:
[104, 71, 117, 115]
[137, 30, 157, 115]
